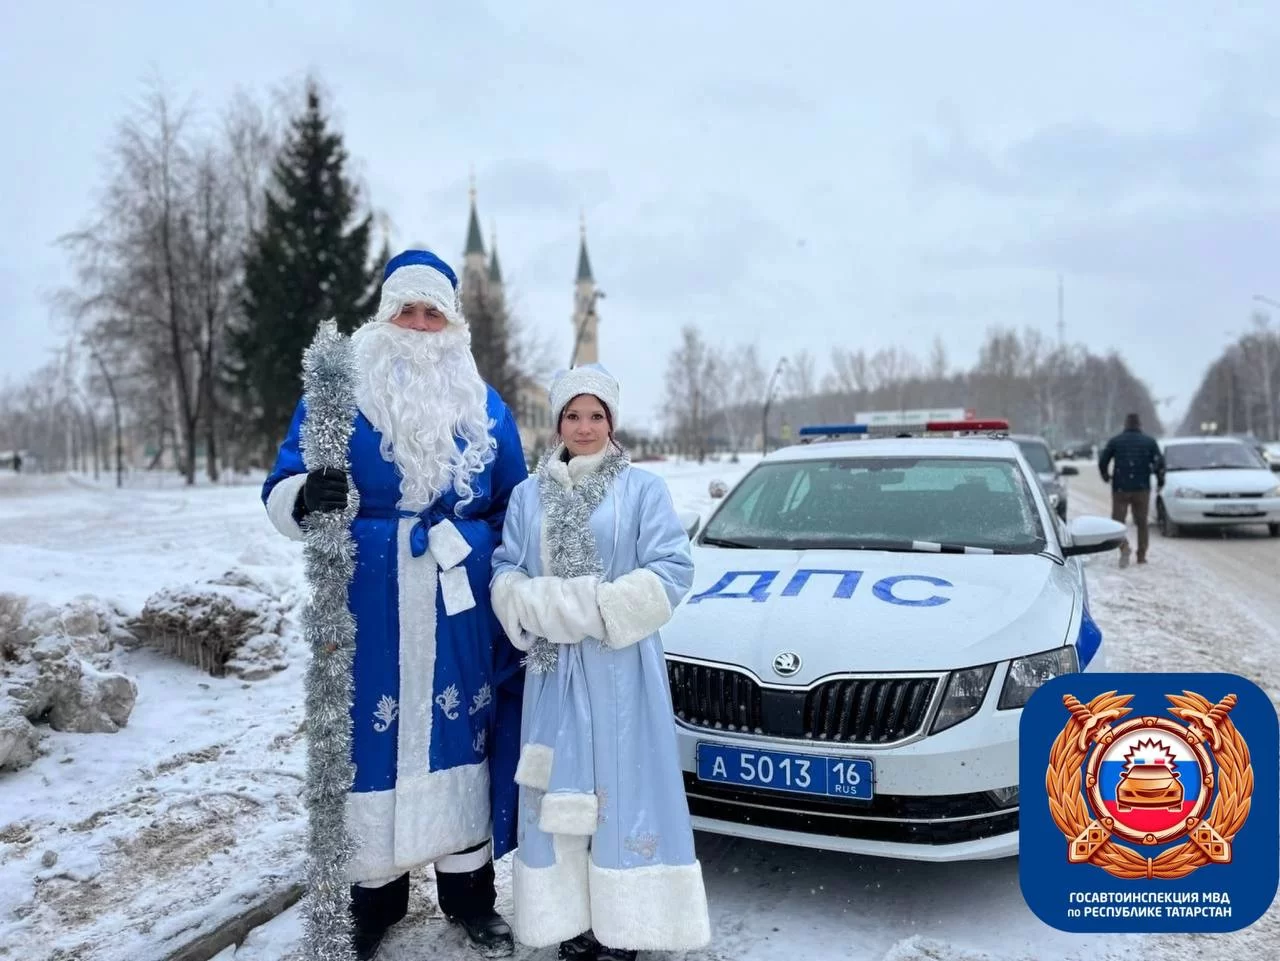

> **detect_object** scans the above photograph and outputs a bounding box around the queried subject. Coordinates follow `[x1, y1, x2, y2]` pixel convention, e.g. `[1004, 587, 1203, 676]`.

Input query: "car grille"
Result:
[683, 774, 1019, 845]
[666, 660, 939, 744]
[1203, 492, 1263, 499]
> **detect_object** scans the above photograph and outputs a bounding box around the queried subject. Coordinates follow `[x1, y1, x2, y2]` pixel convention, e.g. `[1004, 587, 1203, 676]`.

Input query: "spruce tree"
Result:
[229, 80, 379, 461]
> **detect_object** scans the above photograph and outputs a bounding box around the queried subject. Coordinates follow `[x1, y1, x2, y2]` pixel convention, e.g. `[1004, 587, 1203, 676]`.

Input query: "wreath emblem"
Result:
[1046, 690, 1254, 879]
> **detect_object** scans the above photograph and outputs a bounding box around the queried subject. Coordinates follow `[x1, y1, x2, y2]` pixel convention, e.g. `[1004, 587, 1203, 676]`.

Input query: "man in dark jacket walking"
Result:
[1098, 413, 1165, 566]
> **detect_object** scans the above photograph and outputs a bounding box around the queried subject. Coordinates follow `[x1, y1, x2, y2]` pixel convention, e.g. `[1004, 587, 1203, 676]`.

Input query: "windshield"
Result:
[1163, 442, 1266, 471]
[701, 456, 1047, 553]
[1016, 440, 1055, 473]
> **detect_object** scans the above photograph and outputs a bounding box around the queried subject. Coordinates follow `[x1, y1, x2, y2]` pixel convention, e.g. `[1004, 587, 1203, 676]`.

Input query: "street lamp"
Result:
[761, 357, 788, 455]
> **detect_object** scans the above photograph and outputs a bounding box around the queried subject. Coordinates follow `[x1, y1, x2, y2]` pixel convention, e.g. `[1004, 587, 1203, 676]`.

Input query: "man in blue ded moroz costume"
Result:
[263, 249, 528, 959]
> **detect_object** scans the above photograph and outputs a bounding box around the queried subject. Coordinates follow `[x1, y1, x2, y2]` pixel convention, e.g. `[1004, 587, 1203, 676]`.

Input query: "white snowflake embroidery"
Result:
[435, 684, 461, 720]
[473, 729, 487, 755]
[468, 683, 493, 716]
[372, 695, 398, 733]
[624, 832, 660, 861]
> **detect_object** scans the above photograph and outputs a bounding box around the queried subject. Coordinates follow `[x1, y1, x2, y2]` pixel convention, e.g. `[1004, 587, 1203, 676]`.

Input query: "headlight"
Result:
[998, 646, 1079, 710]
[1268, 484, 1280, 497]
[931, 663, 996, 733]
[1171, 487, 1204, 498]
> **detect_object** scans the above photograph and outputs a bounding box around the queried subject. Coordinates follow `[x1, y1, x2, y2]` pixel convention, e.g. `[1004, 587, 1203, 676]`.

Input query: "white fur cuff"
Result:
[265, 473, 308, 542]
[428, 518, 471, 569]
[515, 743, 554, 791]
[597, 569, 672, 649]
[538, 791, 598, 836]
[491, 570, 531, 650]
[512, 837, 591, 947]
[589, 860, 711, 951]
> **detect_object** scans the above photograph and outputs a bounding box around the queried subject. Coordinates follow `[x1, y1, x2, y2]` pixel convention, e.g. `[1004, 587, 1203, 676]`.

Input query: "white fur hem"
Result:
[436, 840, 492, 874]
[515, 743, 553, 790]
[512, 836, 591, 947]
[597, 569, 672, 649]
[538, 791, 598, 836]
[428, 518, 471, 569]
[265, 473, 308, 541]
[344, 763, 493, 883]
[589, 860, 711, 951]
[491, 570, 530, 649]
[393, 761, 491, 869]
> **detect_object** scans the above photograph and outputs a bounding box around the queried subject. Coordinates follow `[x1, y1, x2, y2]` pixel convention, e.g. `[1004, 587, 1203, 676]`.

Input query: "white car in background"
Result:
[1156, 436, 1280, 538]
[664, 420, 1126, 862]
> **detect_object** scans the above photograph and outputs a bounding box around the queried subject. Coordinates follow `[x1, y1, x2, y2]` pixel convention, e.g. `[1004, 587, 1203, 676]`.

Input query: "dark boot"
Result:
[350, 873, 409, 960]
[595, 948, 638, 961]
[437, 858, 514, 958]
[558, 930, 601, 959]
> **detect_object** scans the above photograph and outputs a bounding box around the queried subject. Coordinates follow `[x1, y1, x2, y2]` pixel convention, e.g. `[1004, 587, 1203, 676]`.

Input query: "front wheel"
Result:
[1158, 500, 1179, 537]
[1269, 523, 1280, 538]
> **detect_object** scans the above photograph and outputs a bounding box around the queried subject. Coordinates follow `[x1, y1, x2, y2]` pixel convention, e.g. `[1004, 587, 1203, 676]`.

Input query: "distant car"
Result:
[1056, 440, 1094, 460]
[1010, 434, 1077, 521]
[1263, 442, 1280, 468]
[1156, 436, 1280, 537]
[663, 419, 1126, 862]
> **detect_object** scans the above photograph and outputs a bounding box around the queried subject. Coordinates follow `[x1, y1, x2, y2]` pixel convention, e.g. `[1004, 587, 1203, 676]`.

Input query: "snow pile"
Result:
[131, 569, 290, 680]
[0, 593, 139, 772]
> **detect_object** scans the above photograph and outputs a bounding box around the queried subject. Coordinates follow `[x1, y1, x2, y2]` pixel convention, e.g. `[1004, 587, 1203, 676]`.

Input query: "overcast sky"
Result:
[3, 1, 1279, 432]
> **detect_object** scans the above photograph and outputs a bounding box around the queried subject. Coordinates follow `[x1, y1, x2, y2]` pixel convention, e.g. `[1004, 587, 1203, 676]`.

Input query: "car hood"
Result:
[1164, 468, 1277, 495]
[665, 548, 1077, 681]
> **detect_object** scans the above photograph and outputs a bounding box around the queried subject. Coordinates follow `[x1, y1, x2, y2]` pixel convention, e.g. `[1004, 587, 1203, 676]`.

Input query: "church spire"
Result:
[488, 222, 503, 284]
[576, 210, 594, 284]
[465, 169, 485, 257]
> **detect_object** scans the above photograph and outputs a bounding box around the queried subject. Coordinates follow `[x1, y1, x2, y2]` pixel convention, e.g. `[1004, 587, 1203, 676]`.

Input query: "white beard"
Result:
[351, 321, 495, 512]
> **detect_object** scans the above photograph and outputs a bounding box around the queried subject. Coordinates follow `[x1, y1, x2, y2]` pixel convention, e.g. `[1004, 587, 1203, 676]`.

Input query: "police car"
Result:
[664, 420, 1127, 861]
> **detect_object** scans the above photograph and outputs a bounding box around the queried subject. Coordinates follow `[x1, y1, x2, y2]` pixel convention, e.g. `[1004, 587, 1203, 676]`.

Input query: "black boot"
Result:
[437, 857, 514, 958]
[558, 930, 600, 959]
[349, 874, 409, 961]
[595, 948, 638, 961]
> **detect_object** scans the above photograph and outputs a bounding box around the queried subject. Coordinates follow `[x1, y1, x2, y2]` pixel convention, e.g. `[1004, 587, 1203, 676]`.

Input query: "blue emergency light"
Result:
[797, 419, 1010, 443]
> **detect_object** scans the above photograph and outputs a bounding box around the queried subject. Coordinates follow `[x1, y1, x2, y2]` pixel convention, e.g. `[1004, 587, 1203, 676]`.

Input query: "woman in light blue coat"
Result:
[490, 364, 710, 961]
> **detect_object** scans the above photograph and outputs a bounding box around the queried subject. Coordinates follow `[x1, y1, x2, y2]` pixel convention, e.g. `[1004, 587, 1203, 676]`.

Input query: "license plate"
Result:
[1210, 504, 1262, 516]
[696, 743, 874, 800]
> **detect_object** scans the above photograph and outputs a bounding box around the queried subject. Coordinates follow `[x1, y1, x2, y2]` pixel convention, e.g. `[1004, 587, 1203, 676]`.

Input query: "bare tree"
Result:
[662, 325, 716, 460]
[823, 347, 870, 395]
[782, 348, 818, 399]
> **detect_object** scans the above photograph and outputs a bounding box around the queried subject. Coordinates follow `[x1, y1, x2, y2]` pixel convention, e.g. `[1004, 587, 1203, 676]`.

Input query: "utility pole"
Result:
[761, 357, 788, 455]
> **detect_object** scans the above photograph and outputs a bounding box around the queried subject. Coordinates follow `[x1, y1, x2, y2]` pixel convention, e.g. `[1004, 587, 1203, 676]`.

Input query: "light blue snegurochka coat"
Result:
[490, 451, 711, 951]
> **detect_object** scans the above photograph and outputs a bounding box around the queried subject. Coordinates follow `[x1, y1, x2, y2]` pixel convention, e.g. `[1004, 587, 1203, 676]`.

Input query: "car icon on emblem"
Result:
[773, 651, 802, 677]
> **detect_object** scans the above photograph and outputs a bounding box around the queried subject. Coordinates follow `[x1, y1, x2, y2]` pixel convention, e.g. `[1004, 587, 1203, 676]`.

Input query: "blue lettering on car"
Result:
[687, 569, 953, 606]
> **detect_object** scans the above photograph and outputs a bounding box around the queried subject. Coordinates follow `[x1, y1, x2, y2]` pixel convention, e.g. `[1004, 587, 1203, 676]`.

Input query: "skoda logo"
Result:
[773, 651, 802, 677]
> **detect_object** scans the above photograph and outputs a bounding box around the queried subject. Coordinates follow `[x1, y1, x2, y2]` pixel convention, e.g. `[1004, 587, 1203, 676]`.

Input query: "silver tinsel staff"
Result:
[298, 319, 362, 961]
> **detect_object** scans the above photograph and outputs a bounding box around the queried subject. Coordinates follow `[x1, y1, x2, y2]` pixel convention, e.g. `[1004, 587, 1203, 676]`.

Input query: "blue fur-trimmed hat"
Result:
[375, 249, 464, 326]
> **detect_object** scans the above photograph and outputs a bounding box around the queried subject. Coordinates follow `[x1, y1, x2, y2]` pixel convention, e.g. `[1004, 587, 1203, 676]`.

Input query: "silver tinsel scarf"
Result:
[524, 444, 630, 672]
[298, 319, 362, 961]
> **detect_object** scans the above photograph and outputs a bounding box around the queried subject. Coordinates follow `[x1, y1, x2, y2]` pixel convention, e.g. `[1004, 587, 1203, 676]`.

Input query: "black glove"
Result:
[301, 467, 349, 515]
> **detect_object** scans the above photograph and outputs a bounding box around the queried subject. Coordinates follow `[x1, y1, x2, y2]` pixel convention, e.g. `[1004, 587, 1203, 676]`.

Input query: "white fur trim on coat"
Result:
[537, 791, 598, 836]
[515, 742, 553, 791]
[438, 566, 476, 616]
[491, 570, 531, 650]
[589, 860, 711, 951]
[596, 568, 673, 650]
[265, 473, 308, 541]
[512, 836, 591, 948]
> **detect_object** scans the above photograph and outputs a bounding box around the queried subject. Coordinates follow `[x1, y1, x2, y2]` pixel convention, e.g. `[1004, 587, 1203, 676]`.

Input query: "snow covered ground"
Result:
[0, 457, 1276, 961]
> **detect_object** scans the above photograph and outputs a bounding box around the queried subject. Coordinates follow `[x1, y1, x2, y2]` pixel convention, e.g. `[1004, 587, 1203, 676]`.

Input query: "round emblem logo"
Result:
[772, 651, 802, 677]
[1085, 717, 1213, 845]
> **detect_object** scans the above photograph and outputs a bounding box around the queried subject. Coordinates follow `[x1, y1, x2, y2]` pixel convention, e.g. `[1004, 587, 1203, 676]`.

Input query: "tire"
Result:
[1270, 523, 1280, 538]
[1056, 501, 1068, 522]
[1158, 501, 1179, 537]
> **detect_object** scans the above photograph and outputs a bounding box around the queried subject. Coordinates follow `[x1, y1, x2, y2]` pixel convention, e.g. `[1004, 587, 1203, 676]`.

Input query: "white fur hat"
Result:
[550, 363, 620, 430]
[374, 248, 465, 327]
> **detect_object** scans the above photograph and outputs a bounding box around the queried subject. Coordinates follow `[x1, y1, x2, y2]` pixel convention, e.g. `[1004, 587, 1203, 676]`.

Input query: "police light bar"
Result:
[797, 419, 1010, 442]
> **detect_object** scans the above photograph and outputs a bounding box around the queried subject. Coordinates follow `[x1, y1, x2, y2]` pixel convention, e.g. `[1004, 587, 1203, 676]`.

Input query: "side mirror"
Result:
[1062, 516, 1127, 556]
[708, 480, 728, 499]
[1271, 461, 1280, 472]
[677, 509, 701, 540]
[1059, 464, 1079, 477]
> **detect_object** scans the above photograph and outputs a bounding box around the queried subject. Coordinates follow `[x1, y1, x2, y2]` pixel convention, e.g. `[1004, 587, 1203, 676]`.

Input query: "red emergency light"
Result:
[925, 419, 1009, 432]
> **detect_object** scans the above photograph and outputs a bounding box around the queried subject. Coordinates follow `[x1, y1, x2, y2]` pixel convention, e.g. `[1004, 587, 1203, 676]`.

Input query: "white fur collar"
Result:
[546, 443, 613, 490]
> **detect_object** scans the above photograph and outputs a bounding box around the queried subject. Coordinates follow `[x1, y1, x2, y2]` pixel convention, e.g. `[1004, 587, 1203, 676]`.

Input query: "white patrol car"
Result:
[663, 420, 1127, 862]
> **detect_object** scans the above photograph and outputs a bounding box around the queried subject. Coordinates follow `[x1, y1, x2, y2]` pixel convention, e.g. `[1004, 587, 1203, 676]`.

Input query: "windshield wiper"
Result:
[814, 539, 1015, 555]
[699, 535, 759, 549]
